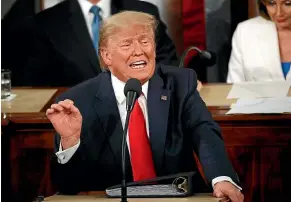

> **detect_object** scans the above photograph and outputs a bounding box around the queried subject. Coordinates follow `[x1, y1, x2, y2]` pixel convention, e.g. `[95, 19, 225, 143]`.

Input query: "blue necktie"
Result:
[89, 6, 102, 53]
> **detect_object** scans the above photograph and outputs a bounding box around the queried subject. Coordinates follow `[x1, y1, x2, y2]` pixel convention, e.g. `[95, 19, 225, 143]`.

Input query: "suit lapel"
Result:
[257, 18, 284, 80]
[67, 0, 101, 74]
[93, 73, 124, 165]
[147, 73, 171, 174]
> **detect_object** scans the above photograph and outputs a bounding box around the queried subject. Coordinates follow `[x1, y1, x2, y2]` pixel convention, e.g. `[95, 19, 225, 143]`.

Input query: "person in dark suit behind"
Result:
[3, 0, 178, 87]
[2, 0, 36, 82]
[46, 11, 244, 202]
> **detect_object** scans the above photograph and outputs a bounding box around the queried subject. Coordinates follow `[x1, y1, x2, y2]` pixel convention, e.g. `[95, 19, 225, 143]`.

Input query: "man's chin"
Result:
[126, 69, 154, 83]
[128, 76, 149, 84]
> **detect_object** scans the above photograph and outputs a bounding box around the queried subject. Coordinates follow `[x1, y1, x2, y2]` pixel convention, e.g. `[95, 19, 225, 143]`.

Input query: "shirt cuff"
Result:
[212, 176, 242, 190]
[55, 139, 80, 164]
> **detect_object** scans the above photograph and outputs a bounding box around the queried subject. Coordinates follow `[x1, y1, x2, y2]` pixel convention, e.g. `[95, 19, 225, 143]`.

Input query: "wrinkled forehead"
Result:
[108, 24, 154, 44]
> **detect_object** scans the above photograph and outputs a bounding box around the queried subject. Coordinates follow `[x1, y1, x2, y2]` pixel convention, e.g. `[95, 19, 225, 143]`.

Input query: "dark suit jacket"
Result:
[51, 65, 239, 194]
[3, 0, 177, 86]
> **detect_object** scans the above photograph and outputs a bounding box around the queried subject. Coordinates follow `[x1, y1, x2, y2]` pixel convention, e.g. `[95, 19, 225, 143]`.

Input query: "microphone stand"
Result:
[179, 46, 213, 68]
[121, 91, 138, 202]
[121, 111, 131, 202]
[179, 46, 202, 68]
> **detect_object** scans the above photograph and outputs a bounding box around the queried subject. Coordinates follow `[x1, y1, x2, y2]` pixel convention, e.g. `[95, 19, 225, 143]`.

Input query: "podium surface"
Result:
[45, 194, 220, 202]
[1, 89, 57, 113]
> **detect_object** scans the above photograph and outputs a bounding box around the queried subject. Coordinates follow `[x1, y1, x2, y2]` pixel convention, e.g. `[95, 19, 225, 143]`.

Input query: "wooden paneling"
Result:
[225, 147, 259, 201]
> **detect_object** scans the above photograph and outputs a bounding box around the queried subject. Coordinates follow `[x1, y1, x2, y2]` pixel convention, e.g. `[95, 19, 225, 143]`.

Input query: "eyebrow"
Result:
[119, 39, 132, 43]
[118, 33, 153, 42]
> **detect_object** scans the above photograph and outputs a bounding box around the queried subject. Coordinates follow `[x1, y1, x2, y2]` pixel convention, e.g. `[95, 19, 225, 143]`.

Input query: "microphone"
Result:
[121, 78, 142, 202]
[178, 46, 216, 68]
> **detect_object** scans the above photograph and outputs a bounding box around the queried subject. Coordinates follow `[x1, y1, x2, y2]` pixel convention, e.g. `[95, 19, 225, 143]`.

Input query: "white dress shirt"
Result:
[77, 0, 111, 39]
[55, 74, 241, 190]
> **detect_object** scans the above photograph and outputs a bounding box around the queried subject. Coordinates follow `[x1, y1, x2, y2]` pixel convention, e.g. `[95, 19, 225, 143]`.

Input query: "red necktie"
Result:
[128, 96, 156, 181]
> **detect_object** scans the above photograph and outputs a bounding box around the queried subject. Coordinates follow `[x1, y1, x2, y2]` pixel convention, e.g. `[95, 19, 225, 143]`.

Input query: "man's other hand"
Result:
[213, 181, 244, 202]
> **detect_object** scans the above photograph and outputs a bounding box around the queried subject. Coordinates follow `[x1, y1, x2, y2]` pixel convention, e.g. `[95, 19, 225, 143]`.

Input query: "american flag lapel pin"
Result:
[161, 95, 167, 101]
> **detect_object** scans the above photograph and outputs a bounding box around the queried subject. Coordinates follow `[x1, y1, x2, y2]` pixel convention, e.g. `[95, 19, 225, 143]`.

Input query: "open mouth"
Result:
[129, 60, 147, 69]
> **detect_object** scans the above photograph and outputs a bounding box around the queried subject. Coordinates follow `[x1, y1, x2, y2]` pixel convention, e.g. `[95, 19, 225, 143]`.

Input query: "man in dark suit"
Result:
[46, 11, 243, 201]
[3, 0, 177, 86]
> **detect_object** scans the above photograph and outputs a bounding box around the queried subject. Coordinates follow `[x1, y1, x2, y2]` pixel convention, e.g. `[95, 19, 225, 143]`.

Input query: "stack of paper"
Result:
[227, 81, 290, 99]
[226, 97, 291, 114]
[226, 81, 291, 114]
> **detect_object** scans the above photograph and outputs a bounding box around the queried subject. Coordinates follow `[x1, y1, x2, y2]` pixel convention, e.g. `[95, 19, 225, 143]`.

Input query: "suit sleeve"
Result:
[182, 69, 240, 185]
[227, 24, 246, 83]
[50, 132, 90, 194]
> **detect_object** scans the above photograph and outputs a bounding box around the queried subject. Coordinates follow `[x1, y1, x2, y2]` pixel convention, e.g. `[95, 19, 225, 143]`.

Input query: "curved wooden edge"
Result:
[2, 108, 291, 125]
[2, 87, 291, 124]
[1, 87, 68, 124]
[209, 109, 291, 122]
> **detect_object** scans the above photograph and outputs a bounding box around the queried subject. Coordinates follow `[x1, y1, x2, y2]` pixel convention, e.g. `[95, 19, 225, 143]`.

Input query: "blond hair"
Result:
[98, 11, 158, 70]
[257, 0, 271, 20]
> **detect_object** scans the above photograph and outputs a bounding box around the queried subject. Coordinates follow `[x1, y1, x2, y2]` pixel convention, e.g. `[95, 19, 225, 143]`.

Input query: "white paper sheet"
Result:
[227, 81, 291, 99]
[226, 97, 291, 114]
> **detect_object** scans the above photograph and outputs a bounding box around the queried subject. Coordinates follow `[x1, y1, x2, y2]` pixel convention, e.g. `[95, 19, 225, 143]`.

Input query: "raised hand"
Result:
[46, 99, 82, 150]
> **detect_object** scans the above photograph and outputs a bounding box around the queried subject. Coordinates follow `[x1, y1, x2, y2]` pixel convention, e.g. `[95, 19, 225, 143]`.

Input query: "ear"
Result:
[100, 48, 112, 66]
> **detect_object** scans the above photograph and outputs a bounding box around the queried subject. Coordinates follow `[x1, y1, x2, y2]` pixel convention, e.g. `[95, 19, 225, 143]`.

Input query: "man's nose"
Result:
[132, 41, 143, 56]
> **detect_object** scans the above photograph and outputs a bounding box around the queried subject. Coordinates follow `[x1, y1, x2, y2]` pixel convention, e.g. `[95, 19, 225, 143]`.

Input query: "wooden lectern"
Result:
[44, 193, 222, 202]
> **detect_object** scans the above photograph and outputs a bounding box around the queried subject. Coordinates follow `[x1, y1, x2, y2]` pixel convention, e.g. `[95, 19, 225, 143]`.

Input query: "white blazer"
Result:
[227, 16, 291, 83]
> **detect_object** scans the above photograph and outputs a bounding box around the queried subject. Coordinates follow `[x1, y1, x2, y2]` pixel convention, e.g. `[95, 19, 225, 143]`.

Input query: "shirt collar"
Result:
[111, 74, 149, 105]
[77, 0, 111, 19]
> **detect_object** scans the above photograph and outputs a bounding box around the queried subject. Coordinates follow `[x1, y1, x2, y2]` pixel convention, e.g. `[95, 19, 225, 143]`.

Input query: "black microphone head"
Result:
[199, 50, 216, 66]
[124, 78, 142, 97]
[199, 50, 211, 60]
